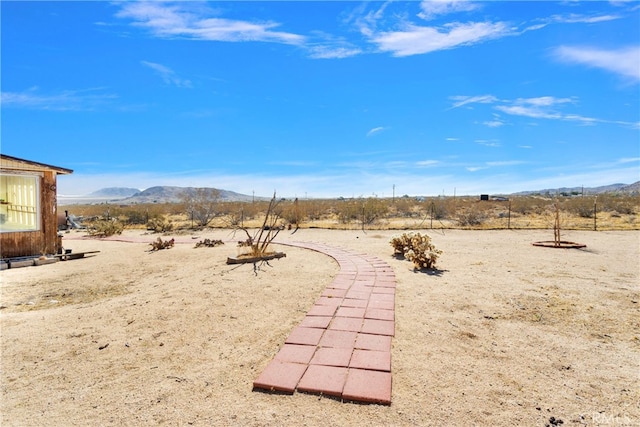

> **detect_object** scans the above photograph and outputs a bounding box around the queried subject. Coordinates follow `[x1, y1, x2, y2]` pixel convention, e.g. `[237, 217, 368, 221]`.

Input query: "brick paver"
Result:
[252, 241, 396, 405]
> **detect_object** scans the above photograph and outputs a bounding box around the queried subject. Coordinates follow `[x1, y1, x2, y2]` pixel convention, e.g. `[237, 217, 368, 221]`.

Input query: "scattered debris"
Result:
[226, 252, 286, 264]
[150, 237, 175, 251]
[546, 416, 564, 426]
[194, 238, 224, 248]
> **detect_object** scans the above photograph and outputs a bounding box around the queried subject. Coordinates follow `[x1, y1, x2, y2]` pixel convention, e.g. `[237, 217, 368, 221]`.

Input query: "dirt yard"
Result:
[1, 229, 638, 426]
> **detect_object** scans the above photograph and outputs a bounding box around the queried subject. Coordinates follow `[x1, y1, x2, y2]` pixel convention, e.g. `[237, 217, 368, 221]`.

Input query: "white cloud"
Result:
[475, 139, 500, 147]
[416, 160, 440, 167]
[0, 87, 117, 111]
[307, 45, 362, 59]
[370, 21, 512, 57]
[517, 96, 574, 107]
[486, 160, 526, 167]
[452, 94, 637, 127]
[481, 114, 505, 127]
[618, 157, 640, 164]
[449, 94, 499, 109]
[553, 45, 640, 82]
[366, 126, 387, 137]
[116, 2, 305, 45]
[418, 0, 480, 21]
[549, 13, 622, 24]
[141, 61, 192, 88]
[495, 97, 574, 120]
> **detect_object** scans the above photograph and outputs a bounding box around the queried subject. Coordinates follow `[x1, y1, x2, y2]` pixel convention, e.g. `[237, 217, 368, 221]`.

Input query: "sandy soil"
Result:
[1, 228, 638, 426]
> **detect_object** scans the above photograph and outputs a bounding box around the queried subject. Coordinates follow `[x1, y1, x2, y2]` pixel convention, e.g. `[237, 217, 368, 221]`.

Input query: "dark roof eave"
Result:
[0, 154, 73, 175]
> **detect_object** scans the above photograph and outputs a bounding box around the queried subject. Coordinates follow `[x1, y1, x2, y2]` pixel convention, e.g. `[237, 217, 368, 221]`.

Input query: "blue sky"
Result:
[2, 1, 639, 198]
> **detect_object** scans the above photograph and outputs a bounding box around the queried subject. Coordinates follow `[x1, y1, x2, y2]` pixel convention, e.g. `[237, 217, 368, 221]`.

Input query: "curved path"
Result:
[64, 234, 396, 404]
[253, 241, 395, 405]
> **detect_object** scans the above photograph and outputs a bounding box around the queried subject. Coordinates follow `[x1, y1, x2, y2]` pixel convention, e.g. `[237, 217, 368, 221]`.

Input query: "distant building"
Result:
[0, 154, 73, 258]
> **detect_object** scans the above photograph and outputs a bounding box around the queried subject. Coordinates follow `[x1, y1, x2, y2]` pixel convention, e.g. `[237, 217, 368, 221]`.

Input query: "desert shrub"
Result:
[597, 195, 637, 215]
[562, 198, 596, 218]
[87, 219, 124, 237]
[428, 201, 449, 220]
[390, 232, 442, 270]
[305, 200, 330, 221]
[362, 197, 388, 225]
[337, 200, 361, 224]
[146, 216, 174, 233]
[180, 188, 220, 227]
[391, 197, 418, 218]
[280, 198, 306, 226]
[337, 197, 389, 225]
[457, 208, 486, 226]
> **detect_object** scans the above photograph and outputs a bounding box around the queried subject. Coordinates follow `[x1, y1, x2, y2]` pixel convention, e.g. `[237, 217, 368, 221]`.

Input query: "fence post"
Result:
[508, 201, 511, 230]
[593, 197, 597, 231]
[430, 202, 434, 229]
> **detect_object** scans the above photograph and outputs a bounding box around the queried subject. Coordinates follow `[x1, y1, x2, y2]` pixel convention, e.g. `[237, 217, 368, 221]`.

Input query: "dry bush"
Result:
[87, 219, 124, 237]
[457, 207, 486, 226]
[280, 198, 305, 227]
[194, 239, 224, 248]
[146, 216, 174, 233]
[390, 197, 420, 218]
[562, 197, 597, 218]
[390, 232, 442, 270]
[233, 193, 284, 259]
[180, 188, 221, 227]
[149, 237, 175, 251]
[337, 197, 389, 225]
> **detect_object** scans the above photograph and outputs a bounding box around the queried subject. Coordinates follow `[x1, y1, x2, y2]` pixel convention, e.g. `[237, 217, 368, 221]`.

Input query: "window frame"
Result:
[0, 172, 42, 233]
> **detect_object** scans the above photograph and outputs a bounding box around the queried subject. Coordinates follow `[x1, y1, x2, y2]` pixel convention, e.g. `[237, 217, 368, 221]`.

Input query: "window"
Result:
[0, 174, 40, 232]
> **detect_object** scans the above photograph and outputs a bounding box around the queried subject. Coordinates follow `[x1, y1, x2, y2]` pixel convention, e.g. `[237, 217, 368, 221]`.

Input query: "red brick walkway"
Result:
[253, 241, 395, 405]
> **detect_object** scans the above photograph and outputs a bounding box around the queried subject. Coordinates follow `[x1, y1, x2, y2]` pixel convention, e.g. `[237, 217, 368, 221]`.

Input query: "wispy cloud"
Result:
[418, 0, 481, 21]
[141, 61, 192, 88]
[495, 96, 576, 120]
[367, 126, 388, 137]
[370, 21, 512, 57]
[618, 157, 640, 164]
[548, 12, 622, 24]
[416, 160, 440, 167]
[449, 95, 499, 109]
[552, 45, 640, 82]
[1, 87, 117, 111]
[307, 44, 362, 59]
[522, 10, 623, 33]
[486, 160, 525, 167]
[480, 113, 506, 128]
[116, 2, 305, 45]
[466, 159, 525, 173]
[451, 94, 638, 128]
[482, 119, 504, 128]
[475, 139, 500, 147]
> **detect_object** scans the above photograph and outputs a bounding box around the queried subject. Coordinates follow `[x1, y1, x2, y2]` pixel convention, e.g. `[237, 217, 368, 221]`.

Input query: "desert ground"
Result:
[1, 228, 638, 426]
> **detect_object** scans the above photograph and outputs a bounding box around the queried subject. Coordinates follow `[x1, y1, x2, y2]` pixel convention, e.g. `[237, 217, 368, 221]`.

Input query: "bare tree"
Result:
[180, 188, 220, 228]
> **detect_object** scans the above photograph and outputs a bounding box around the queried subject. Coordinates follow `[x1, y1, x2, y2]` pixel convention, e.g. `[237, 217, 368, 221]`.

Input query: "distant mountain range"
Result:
[88, 187, 140, 198]
[60, 181, 639, 205]
[513, 181, 640, 196]
[79, 186, 258, 204]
